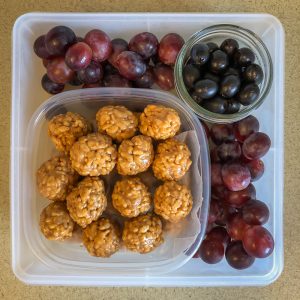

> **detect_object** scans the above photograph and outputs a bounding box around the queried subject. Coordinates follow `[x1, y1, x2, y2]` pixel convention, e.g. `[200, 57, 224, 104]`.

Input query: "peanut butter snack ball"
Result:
[40, 202, 75, 241]
[152, 138, 192, 181]
[66, 177, 107, 228]
[96, 105, 138, 142]
[48, 112, 91, 153]
[122, 214, 164, 254]
[70, 133, 117, 176]
[154, 181, 193, 223]
[117, 135, 154, 175]
[82, 217, 121, 257]
[139, 104, 181, 140]
[112, 177, 151, 218]
[36, 155, 79, 201]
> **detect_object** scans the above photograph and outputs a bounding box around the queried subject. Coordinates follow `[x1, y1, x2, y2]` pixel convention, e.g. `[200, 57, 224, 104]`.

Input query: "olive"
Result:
[243, 64, 263, 84]
[191, 91, 203, 105]
[210, 50, 229, 74]
[203, 72, 220, 83]
[190, 43, 210, 66]
[194, 79, 218, 99]
[234, 47, 255, 67]
[220, 75, 241, 98]
[207, 42, 219, 53]
[183, 64, 201, 88]
[202, 96, 228, 114]
[220, 38, 239, 56]
[237, 83, 260, 105]
[225, 99, 241, 114]
[223, 67, 240, 77]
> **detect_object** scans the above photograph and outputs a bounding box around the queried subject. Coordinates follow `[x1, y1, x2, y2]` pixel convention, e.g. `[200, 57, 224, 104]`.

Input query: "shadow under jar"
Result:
[174, 24, 273, 123]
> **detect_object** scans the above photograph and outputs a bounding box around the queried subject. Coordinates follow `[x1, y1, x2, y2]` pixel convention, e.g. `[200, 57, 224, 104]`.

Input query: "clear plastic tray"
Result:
[11, 12, 284, 286]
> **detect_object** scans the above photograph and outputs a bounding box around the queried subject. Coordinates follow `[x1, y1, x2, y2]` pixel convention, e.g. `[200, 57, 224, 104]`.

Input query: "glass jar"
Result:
[174, 24, 273, 123]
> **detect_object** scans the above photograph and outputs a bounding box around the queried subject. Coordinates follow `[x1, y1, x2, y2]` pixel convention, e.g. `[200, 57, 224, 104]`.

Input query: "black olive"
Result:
[225, 99, 241, 114]
[223, 67, 240, 77]
[207, 42, 219, 53]
[210, 50, 229, 74]
[203, 72, 221, 83]
[191, 91, 203, 105]
[220, 75, 241, 98]
[243, 64, 263, 84]
[237, 83, 260, 105]
[190, 43, 210, 66]
[194, 79, 218, 99]
[234, 47, 255, 67]
[201, 96, 228, 114]
[220, 38, 239, 56]
[183, 64, 201, 89]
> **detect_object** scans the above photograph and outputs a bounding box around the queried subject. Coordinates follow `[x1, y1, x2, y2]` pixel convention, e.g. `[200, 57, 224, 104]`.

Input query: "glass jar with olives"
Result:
[174, 24, 273, 123]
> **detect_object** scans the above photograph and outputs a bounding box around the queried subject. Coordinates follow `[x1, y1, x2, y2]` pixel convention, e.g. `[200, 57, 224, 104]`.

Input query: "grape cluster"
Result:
[194, 115, 274, 269]
[33, 26, 185, 94]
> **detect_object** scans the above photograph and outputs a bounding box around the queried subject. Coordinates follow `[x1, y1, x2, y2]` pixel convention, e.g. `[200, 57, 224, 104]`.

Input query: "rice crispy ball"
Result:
[139, 105, 181, 140]
[117, 135, 154, 175]
[122, 214, 164, 254]
[152, 138, 192, 181]
[112, 177, 151, 218]
[70, 133, 117, 176]
[82, 217, 121, 257]
[154, 181, 193, 223]
[48, 112, 91, 153]
[40, 202, 75, 241]
[96, 105, 138, 142]
[66, 177, 107, 228]
[36, 155, 79, 201]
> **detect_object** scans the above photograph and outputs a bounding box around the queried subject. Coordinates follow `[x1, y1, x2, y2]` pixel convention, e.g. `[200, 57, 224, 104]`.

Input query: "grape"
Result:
[42, 59, 50, 68]
[233, 115, 259, 142]
[41, 74, 64, 94]
[198, 238, 224, 264]
[242, 200, 269, 225]
[33, 35, 52, 59]
[242, 226, 274, 258]
[226, 213, 251, 240]
[211, 185, 229, 201]
[242, 132, 271, 160]
[103, 73, 132, 87]
[221, 162, 251, 191]
[45, 26, 76, 56]
[210, 148, 221, 163]
[133, 66, 154, 88]
[225, 241, 255, 270]
[206, 226, 230, 246]
[208, 199, 222, 224]
[246, 159, 264, 181]
[115, 51, 146, 80]
[210, 124, 235, 145]
[158, 33, 184, 65]
[225, 183, 256, 208]
[211, 163, 223, 186]
[108, 38, 128, 66]
[84, 29, 112, 62]
[47, 57, 75, 84]
[77, 61, 103, 84]
[217, 141, 241, 162]
[215, 203, 237, 226]
[103, 62, 119, 75]
[68, 73, 83, 86]
[65, 42, 92, 71]
[129, 32, 158, 59]
[153, 64, 174, 90]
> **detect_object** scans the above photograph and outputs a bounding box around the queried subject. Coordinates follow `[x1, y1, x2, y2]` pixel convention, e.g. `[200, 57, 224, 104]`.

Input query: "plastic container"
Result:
[175, 24, 273, 123]
[11, 12, 284, 286]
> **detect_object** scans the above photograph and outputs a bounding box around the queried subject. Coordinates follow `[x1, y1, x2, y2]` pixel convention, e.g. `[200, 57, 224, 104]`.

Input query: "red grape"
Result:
[153, 64, 174, 90]
[242, 132, 271, 160]
[84, 29, 112, 62]
[215, 203, 237, 226]
[198, 238, 224, 264]
[103, 73, 132, 87]
[41, 74, 64, 94]
[226, 241, 255, 269]
[33, 35, 52, 59]
[211, 185, 229, 201]
[211, 163, 223, 186]
[129, 32, 158, 59]
[108, 38, 128, 67]
[242, 226, 274, 258]
[242, 199, 269, 225]
[42, 58, 50, 68]
[68, 73, 83, 86]
[45, 26, 76, 56]
[210, 124, 235, 145]
[77, 61, 103, 84]
[246, 159, 265, 181]
[227, 213, 251, 240]
[47, 57, 75, 84]
[217, 141, 241, 162]
[133, 66, 155, 88]
[233, 115, 259, 142]
[210, 147, 221, 163]
[222, 162, 251, 191]
[224, 183, 256, 208]
[115, 51, 146, 80]
[208, 199, 222, 224]
[65, 42, 92, 71]
[103, 62, 119, 75]
[206, 226, 230, 246]
[158, 33, 184, 65]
